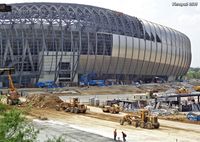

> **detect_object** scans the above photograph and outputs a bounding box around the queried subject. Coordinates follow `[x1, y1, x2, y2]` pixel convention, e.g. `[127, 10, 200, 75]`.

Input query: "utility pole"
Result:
[0, 4, 12, 12]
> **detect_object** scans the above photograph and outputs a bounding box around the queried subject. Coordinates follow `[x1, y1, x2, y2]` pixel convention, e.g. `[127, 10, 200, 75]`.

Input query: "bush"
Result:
[46, 136, 65, 142]
[0, 107, 65, 142]
[0, 103, 7, 114]
[0, 109, 39, 142]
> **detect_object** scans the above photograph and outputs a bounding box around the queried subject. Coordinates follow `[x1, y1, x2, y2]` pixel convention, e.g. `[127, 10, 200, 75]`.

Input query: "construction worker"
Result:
[122, 131, 127, 142]
[114, 129, 117, 141]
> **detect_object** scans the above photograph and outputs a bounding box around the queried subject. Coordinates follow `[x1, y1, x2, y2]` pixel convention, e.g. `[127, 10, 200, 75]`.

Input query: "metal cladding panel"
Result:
[150, 41, 156, 62]
[129, 59, 137, 74]
[138, 39, 145, 60]
[101, 56, 111, 74]
[166, 29, 174, 76]
[151, 41, 157, 75]
[144, 41, 151, 62]
[119, 35, 126, 58]
[85, 55, 95, 73]
[135, 39, 145, 75]
[126, 36, 133, 59]
[115, 58, 124, 74]
[108, 57, 118, 74]
[141, 40, 151, 75]
[112, 34, 120, 57]
[122, 59, 131, 74]
[174, 31, 181, 76]
[182, 34, 187, 75]
[78, 55, 87, 73]
[132, 38, 139, 60]
[162, 27, 170, 75]
[155, 43, 162, 63]
[156, 43, 163, 75]
[183, 36, 189, 74]
[129, 38, 139, 74]
[170, 30, 178, 75]
[178, 34, 184, 76]
[93, 55, 104, 74]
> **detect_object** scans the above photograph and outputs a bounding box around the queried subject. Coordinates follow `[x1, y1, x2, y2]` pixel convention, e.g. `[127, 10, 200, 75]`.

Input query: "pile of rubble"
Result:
[26, 94, 63, 109]
[151, 109, 179, 116]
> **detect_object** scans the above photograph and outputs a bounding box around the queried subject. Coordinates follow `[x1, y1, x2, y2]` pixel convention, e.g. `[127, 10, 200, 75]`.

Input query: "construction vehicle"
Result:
[120, 109, 160, 129]
[102, 104, 120, 114]
[193, 86, 200, 92]
[56, 97, 87, 114]
[0, 68, 20, 105]
[55, 102, 70, 111]
[175, 87, 190, 94]
[120, 114, 140, 127]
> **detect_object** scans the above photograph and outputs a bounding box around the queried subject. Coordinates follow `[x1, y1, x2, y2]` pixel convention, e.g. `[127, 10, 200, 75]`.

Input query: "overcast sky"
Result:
[1, 0, 200, 67]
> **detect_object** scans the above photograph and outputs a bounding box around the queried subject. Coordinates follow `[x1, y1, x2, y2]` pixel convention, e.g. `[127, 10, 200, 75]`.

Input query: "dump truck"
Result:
[56, 97, 87, 114]
[120, 109, 160, 129]
[102, 104, 120, 114]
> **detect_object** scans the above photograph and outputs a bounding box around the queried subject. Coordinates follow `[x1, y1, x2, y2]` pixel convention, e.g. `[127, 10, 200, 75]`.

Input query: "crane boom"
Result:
[0, 68, 19, 105]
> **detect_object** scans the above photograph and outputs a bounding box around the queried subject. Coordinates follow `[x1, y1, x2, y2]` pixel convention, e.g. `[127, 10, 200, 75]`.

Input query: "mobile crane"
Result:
[0, 68, 20, 105]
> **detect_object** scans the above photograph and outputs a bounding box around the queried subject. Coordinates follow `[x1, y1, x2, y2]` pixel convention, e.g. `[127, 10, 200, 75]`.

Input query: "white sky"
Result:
[1, 0, 200, 67]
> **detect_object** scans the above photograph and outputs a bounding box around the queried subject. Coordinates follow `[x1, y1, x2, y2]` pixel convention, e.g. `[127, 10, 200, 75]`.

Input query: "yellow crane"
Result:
[0, 68, 20, 105]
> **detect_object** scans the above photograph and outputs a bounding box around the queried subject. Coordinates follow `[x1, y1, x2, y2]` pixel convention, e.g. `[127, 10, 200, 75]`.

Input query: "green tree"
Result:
[0, 109, 39, 142]
[185, 68, 200, 79]
[0, 103, 7, 114]
[0, 105, 66, 142]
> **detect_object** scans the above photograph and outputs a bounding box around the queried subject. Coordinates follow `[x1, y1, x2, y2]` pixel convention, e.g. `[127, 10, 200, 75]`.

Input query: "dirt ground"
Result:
[24, 107, 200, 142]
[14, 82, 200, 141]
[63, 84, 171, 95]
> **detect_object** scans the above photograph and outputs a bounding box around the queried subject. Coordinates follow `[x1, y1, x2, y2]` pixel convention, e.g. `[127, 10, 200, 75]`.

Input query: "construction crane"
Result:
[0, 68, 20, 105]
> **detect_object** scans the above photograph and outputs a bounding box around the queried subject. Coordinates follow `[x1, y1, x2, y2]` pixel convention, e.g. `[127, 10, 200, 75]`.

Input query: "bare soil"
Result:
[25, 94, 63, 109]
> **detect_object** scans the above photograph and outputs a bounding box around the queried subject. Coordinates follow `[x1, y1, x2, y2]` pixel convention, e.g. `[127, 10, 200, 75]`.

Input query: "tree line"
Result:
[185, 67, 200, 79]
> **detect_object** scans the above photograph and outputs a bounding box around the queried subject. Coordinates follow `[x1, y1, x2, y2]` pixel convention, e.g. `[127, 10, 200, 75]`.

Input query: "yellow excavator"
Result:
[0, 68, 20, 105]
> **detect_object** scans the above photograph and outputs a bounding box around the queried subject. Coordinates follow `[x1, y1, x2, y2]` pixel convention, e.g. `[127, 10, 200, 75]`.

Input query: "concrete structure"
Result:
[0, 3, 191, 86]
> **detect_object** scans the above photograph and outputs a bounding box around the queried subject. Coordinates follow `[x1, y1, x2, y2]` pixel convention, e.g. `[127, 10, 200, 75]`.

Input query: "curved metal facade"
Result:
[0, 3, 191, 85]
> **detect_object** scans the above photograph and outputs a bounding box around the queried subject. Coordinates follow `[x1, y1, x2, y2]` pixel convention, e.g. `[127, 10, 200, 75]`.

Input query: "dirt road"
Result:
[28, 108, 200, 142]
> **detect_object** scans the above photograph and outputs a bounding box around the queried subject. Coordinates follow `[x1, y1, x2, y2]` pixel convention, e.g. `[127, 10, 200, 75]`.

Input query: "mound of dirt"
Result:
[26, 94, 63, 108]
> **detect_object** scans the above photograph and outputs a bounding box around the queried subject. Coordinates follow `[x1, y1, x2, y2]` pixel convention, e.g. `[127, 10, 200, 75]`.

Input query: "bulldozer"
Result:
[175, 87, 190, 94]
[193, 86, 200, 92]
[102, 104, 120, 114]
[0, 68, 20, 105]
[55, 102, 70, 111]
[120, 109, 160, 129]
[56, 97, 87, 114]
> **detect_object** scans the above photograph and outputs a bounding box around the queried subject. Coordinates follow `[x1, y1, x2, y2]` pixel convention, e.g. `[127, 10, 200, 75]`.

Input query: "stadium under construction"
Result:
[0, 3, 191, 86]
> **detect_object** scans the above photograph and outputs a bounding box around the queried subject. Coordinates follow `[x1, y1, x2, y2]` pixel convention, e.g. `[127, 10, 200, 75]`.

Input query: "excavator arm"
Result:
[0, 68, 19, 104]
[0, 68, 16, 92]
[8, 70, 16, 92]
